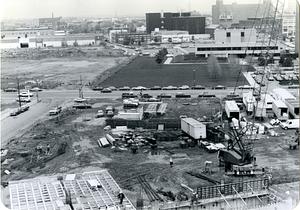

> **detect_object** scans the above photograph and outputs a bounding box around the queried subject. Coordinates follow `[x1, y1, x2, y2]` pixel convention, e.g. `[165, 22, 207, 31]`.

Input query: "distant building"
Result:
[108, 29, 128, 42]
[151, 30, 210, 44]
[282, 12, 296, 38]
[231, 17, 282, 38]
[112, 32, 151, 45]
[296, 0, 300, 54]
[212, 0, 274, 26]
[39, 17, 62, 29]
[146, 12, 205, 34]
[195, 28, 282, 57]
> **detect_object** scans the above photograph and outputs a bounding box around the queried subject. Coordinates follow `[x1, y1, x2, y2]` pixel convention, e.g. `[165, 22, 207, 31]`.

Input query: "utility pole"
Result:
[17, 77, 22, 108]
[193, 69, 196, 87]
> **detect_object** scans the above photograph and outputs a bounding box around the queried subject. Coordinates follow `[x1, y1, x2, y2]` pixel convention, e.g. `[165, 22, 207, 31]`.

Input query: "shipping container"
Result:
[181, 118, 206, 139]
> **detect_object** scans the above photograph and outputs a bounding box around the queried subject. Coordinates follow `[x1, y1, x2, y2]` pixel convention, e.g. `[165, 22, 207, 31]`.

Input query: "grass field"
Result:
[101, 56, 253, 87]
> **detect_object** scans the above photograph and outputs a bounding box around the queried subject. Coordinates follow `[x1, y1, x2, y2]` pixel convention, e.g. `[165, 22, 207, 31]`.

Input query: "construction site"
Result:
[1, 0, 299, 209]
[1, 84, 299, 209]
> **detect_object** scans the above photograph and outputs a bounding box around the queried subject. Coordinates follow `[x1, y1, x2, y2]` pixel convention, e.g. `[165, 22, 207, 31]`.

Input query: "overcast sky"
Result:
[0, 0, 297, 19]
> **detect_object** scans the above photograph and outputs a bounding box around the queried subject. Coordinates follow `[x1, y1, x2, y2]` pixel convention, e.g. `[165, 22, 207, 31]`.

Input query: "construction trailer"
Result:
[272, 100, 289, 121]
[271, 88, 296, 101]
[261, 93, 274, 111]
[181, 118, 206, 139]
[225, 101, 240, 120]
[242, 92, 256, 114]
[285, 99, 299, 119]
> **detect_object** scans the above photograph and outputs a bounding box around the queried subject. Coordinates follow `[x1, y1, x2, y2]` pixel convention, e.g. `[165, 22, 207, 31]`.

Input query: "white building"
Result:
[195, 28, 282, 57]
[152, 30, 210, 44]
[282, 12, 296, 38]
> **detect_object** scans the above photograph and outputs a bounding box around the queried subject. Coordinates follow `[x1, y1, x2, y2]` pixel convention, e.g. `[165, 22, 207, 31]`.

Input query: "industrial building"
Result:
[8, 170, 135, 210]
[146, 12, 205, 34]
[151, 30, 210, 44]
[212, 0, 274, 26]
[0, 32, 101, 49]
[195, 28, 282, 57]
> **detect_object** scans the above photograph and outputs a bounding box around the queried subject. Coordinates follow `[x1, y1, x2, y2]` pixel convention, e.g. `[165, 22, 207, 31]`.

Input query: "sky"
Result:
[0, 0, 298, 20]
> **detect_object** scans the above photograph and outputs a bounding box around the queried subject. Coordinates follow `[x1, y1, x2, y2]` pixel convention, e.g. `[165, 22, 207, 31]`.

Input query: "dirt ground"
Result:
[1, 47, 129, 90]
[1, 97, 299, 205]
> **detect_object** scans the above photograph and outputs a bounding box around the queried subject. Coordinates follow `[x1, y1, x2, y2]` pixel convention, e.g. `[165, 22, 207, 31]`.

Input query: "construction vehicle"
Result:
[217, 126, 258, 175]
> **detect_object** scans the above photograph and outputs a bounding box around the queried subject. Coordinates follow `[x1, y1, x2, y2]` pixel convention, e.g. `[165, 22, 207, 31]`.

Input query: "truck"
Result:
[225, 101, 240, 120]
[272, 100, 288, 121]
[280, 119, 299, 129]
[181, 118, 206, 139]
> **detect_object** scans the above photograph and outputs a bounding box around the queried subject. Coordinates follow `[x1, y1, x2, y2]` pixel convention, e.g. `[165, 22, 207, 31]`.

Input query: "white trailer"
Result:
[285, 99, 299, 119]
[261, 93, 274, 111]
[225, 101, 240, 120]
[181, 118, 206, 139]
[271, 88, 296, 101]
[272, 100, 289, 120]
[242, 92, 256, 113]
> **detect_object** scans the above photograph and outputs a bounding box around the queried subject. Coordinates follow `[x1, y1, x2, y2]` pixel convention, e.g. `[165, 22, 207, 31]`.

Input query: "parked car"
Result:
[49, 106, 62, 116]
[132, 86, 147, 91]
[157, 93, 172, 98]
[3, 88, 17, 92]
[16, 97, 31, 103]
[107, 110, 114, 117]
[108, 86, 117, 91]
[178, 85, 190, 90]
[150, 86, 162, 90]
[212, 85, 226, 90]
[96, 110, 104, 118]
[238, 85, 254, 90]
[30, 87, 43, 92]
[175, 92, 191, 98]
[119, 86, 131, 91]
[162, 86, 177, 90]
[19, 91, 33, 97]
[92, 86, 103, 91]
[101, 88, 112, 93]
[141, 93, 153, 98]
[191, 85, 205, 90]
[122, 92, 138, 99]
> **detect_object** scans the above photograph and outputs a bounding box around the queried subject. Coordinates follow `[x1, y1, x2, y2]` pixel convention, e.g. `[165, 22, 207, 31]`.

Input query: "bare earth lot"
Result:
[1, 56, 128, 89]
[101, 56, 253, 87]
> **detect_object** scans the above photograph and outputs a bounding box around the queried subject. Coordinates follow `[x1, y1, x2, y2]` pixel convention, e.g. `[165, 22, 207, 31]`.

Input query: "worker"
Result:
[46, 144, 50, 155]
[169, 157, 173, 168]
[117, 190, 125, 205]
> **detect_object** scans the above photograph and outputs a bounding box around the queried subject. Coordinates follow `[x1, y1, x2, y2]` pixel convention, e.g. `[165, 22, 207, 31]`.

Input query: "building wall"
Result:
[215, 28, 257, 44]
[282, 13, 296, 37]
[146, 13, 161, 33]
[212, 0, 274, 25]
[146, 12, 205, 34]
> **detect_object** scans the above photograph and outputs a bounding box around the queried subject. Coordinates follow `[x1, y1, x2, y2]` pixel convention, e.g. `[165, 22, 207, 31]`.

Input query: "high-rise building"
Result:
[212, 0, 274, 26]
[146, 12, 205, 34]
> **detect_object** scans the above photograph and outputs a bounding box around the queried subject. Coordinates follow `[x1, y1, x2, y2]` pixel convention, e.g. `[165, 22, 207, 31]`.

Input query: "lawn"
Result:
[101, 56, 253, 88]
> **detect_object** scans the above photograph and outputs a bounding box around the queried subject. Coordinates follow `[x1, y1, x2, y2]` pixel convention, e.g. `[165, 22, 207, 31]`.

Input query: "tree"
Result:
[279, 53, 293, 67]
[155, 48, 168, 64]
